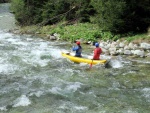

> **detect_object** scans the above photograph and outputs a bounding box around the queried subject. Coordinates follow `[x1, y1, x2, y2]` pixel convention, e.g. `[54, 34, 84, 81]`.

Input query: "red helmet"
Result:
[76, 41, 80, 45]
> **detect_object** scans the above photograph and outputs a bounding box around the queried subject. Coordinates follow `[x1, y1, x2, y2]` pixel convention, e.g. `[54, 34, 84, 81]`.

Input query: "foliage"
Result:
[123, 0, 150, 33]
[20, 23, 149, 43]
[11, 0, 150, 38]
[47, 23, 119, 42]
[91, 0, 126, 33]
[0, 0, 10, 3]
[41, 0, 70, 25]
[11, 0, 26, 25]
[126, 33, 150, 42]
[10, 0, 93, 25]
[91, 0, 150, 33]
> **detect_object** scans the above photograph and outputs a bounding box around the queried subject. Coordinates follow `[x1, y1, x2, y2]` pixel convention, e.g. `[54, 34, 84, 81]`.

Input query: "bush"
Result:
[47, 23, 120, 42]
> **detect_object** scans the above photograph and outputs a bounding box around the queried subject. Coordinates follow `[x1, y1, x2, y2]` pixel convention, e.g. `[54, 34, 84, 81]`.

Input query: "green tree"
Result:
[123, 0, 150, 33]
[11, 0, 94, 25]
[91, 0, 150, 33]
[91, 0, 126, 33]
[11, 0, 28, 25]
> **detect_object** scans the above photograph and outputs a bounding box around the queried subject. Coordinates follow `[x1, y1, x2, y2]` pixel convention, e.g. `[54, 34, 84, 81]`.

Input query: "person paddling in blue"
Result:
[72, 41, 82, 57]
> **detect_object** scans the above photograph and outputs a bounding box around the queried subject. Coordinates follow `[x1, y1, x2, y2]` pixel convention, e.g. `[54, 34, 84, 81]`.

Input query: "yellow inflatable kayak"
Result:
[61, 52, 107, 65]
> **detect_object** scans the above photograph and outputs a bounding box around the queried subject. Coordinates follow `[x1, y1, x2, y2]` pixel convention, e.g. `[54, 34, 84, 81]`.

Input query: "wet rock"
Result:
[117, 48, 124, 54]
[133, 50, 145, 57]
[146, 53, 150, 57]
[140, 43, 150, 50]
[49, 35, 57, 40]
[13, 29, 21, 34]
[98, 40, 150, 57]
[124, 45, 130, 50]
[128, 42, 134, 49]
[119, 42, 125, 48]
[53, 33, 60, 39]
[124, 50, 132, 55]
[35, 32, 40, 34]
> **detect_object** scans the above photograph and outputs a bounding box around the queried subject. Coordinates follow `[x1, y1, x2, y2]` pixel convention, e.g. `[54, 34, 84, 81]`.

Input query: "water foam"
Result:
[0, 31, 13, 39]
[142, 88, 150, 102]
[50, 87, 62, 94]
[49, 82, 82, 96]
[73, 106, 88, 110]
[29, 91, 44, 97]
[0, 106, 7, 111]
[13, 95, 31, 107]
[58, 101, 88, 112]
[0, 63, 18, 74]
[66, 82, 82, 92]
[109, 59, 123, 68]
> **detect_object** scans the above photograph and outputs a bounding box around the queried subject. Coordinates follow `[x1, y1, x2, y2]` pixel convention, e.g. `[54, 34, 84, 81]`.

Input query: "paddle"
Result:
[90, 59, 93, 68]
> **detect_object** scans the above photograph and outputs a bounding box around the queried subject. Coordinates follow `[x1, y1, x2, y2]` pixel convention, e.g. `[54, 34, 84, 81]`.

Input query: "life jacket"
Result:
[93, 47, 102, 60]
[72, 45, 82, 57]
[75, 45, 82, 57]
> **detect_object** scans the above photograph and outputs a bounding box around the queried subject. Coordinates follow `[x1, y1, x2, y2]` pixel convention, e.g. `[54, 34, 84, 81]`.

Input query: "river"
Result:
[0, 3, 150, 113]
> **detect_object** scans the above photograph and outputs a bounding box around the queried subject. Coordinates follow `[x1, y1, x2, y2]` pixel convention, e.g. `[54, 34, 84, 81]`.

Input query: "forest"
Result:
[0, 0, 10, 3]
[10, 0, 150, 33]
[0, 0, 148, 42]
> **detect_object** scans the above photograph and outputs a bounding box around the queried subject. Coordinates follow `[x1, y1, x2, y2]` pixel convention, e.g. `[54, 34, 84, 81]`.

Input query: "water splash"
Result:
[142, 88, 150, 102]
[13, 95, 31, 107]
[109, 59, 123, 68]
[0, 106, 7, 111]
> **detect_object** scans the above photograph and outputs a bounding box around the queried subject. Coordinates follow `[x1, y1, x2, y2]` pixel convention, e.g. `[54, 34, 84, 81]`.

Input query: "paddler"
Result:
[72, 41, 82, 57]
[93, 43, 102, 60]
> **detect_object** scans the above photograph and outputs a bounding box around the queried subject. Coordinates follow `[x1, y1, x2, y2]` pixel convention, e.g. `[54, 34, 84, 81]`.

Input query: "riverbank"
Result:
[10, 23, 150, 58]
[1, 3, 149, 58]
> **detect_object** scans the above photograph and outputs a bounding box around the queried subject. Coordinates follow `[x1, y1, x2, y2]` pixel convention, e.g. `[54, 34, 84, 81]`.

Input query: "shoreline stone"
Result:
[97, 40, 150, 57]
[10, 29, 150, 58]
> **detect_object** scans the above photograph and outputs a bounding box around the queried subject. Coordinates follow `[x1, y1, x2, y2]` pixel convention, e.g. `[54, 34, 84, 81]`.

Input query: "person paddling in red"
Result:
[93, 43, 102, 60]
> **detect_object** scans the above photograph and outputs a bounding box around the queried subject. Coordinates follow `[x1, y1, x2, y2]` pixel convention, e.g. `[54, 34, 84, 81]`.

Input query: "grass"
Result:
[126, 33, 150, 43]
[47, 23, 101, 42]
[19, 23, 150, 43]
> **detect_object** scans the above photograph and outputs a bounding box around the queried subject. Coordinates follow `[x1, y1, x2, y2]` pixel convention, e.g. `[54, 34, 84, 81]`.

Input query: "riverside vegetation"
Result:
[12, 23, 150, 58]
[9, 0, 150, 57]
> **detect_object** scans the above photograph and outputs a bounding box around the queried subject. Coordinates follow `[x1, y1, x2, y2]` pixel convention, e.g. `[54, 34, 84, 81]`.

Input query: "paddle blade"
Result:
[90, 60, 93, 68]
[90, 63, 92, 68]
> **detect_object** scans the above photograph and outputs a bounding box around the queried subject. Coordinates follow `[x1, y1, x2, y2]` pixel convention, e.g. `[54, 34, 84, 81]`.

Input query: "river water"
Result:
[0, 3, 150, 113]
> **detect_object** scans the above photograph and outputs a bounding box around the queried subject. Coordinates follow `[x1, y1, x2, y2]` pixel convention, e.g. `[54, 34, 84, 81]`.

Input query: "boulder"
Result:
[140, 43, 150, 50]
[124, 50, 132, 55]
[133, 50, 145, 57]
